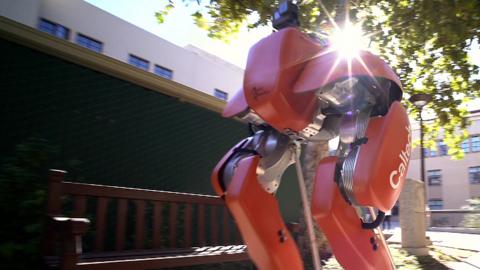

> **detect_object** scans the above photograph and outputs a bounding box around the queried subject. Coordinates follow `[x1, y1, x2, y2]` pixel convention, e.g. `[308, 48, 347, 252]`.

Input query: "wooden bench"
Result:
[42, 169, 250, 269]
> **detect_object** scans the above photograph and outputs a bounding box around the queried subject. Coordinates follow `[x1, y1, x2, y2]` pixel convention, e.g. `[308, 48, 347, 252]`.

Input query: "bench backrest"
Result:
[45, 169, 242, 254]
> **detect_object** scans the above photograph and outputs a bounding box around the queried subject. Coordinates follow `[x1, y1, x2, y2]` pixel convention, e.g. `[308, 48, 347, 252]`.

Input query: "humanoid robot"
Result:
[211, 2, 411, 269]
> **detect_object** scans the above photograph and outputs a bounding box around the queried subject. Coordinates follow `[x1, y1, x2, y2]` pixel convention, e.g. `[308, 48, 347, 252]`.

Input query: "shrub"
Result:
[460, 197, 480, 228]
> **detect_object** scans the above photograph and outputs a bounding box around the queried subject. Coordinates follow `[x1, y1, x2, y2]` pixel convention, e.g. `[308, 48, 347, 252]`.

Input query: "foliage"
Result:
[0, 137, 56, 269]
[461, 197, 480, 228]
[158, 0, 480, 158]
[0, 137, 82, 269]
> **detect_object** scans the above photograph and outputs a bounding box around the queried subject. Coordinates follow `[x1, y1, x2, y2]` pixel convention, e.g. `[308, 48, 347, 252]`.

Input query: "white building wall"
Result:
[1, 0, 243, 99]
[407, 112, 480, 209]
[0, 0, 41, 26]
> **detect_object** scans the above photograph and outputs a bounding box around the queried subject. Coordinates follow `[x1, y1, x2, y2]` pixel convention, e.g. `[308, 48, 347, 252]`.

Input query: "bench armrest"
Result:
[51, 216, 90, 236]
[50, 216, 90, 270]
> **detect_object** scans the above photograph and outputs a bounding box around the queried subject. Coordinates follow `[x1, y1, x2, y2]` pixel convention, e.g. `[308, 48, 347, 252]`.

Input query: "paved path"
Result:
[386, 227, 480, 251]
[386, 227, 480, 269]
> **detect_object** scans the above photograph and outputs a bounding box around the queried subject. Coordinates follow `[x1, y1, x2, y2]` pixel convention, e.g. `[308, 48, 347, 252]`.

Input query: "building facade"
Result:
[0, 0, 244, 101]
[407, 110, 480, 209]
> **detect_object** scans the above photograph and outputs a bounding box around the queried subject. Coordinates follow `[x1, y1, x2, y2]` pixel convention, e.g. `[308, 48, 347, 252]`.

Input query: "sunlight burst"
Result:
[329, 21, 368, 59]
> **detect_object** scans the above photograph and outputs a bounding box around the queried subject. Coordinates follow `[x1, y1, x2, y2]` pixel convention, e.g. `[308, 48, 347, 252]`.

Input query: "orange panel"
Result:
[243, 27, 321, 132]
[222, 156, 303, 270]
[353, 101, 411, 211]
[312, 157, 393, 270]
[293, 50, 402, 94]
[223, 88, 249, 118]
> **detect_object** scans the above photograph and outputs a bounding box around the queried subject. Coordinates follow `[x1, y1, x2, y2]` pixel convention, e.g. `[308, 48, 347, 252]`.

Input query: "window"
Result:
[214, 89, 228, 101]
[424, 148, 437, 157]
[38, 18, 69, 39]
[472, 136, 480, 152]
[438, 141, 448, 156]
[462, 138, 470, 153]
[128, 54, 149, 71]
[428, 199, 444, 210]
[469, 166, 480, 184]
[76, 33, 103, 53]
[154, 65, 173, 79]
[427, 169, 442, 186]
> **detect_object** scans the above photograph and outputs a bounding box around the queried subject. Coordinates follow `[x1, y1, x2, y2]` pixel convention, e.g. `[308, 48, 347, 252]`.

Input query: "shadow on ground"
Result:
[415, 255, 451, 270]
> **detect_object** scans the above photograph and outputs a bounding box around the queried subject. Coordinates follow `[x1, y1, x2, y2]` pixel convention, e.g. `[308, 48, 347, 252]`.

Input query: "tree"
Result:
[158, 0, 480, 158]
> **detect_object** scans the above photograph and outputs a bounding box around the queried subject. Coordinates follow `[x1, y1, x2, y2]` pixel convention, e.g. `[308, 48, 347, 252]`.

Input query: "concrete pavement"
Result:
[386, 225, 480, 269]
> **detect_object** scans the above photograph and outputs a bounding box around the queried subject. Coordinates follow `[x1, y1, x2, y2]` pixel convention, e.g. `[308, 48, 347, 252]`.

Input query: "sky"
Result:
[84, 0, 271, 68]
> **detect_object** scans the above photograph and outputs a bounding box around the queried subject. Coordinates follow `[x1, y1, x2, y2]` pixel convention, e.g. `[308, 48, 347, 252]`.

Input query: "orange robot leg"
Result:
[212, 151, 303, 270]
[311, 156, 393, 270]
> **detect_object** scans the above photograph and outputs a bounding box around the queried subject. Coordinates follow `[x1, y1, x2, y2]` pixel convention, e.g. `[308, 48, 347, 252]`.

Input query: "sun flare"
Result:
[329, 21, 368, 59]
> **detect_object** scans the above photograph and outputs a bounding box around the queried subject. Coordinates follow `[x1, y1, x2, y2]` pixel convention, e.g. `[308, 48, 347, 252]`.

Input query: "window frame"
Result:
[128, 54, 150, 71]
[428, 199, 444, 210]
[462, 138, 471, 153]
[214, 88, 228, 101]
[154, 65, 173, 79]
[76, 33, 103, 53]
[427, 169, 442, 186]
[37, 18, 70, 40]
[471, 136, 480, 152]
[469, 166, 480, 184]
[437, 141, 448, 156]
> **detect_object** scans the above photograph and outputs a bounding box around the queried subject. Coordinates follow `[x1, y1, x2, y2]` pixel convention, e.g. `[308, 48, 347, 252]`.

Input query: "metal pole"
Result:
[293, 141, 322, 270]
[419, 110, 429, 206]
[419, 110, 425, 183]
[368, 207, 396, 270]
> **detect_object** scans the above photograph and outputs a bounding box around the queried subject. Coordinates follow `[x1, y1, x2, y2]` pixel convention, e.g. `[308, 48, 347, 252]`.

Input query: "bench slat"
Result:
[73, 195, 87, 218]
[184, 204, 192, 248]
[223, 207, 230, 244]
[115, 199, 127, 251]
[95, 197, 110, 252]
[152, 201, 162, 249]
[168, 203, 178, 247]
[198, 204, 206, 246]
[211, 205, 218, 245]
[63, 182, 223, 205]
[76, 245, 249, 270]
[234, 224, 242, 244]
[134, 200, 146, 250]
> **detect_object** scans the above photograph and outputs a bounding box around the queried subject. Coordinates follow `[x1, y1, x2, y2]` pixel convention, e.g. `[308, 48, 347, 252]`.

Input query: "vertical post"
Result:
[368, 207, 396, 269]
[184, 204, 193, 248]
[73, 196, 87, 218]
[58, 218, 90, 270]
[211, 205, 219, 245]
[168, 203, 178, 247]
[222, 207, 230, 245]
[399, 179, 429, 255]
[116, 199, 128, 251]
[419, 111, 429, 209]
[94, 197, 110, 252]
[43, 169, 67, 256]
[134, 200, 146, 250]
[47, 169, 66, 216]
[293, 141, 322, 270]
[152, 201, 163, 249]
[419, 112, 425, 183]
[198, 204, 206, 246]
